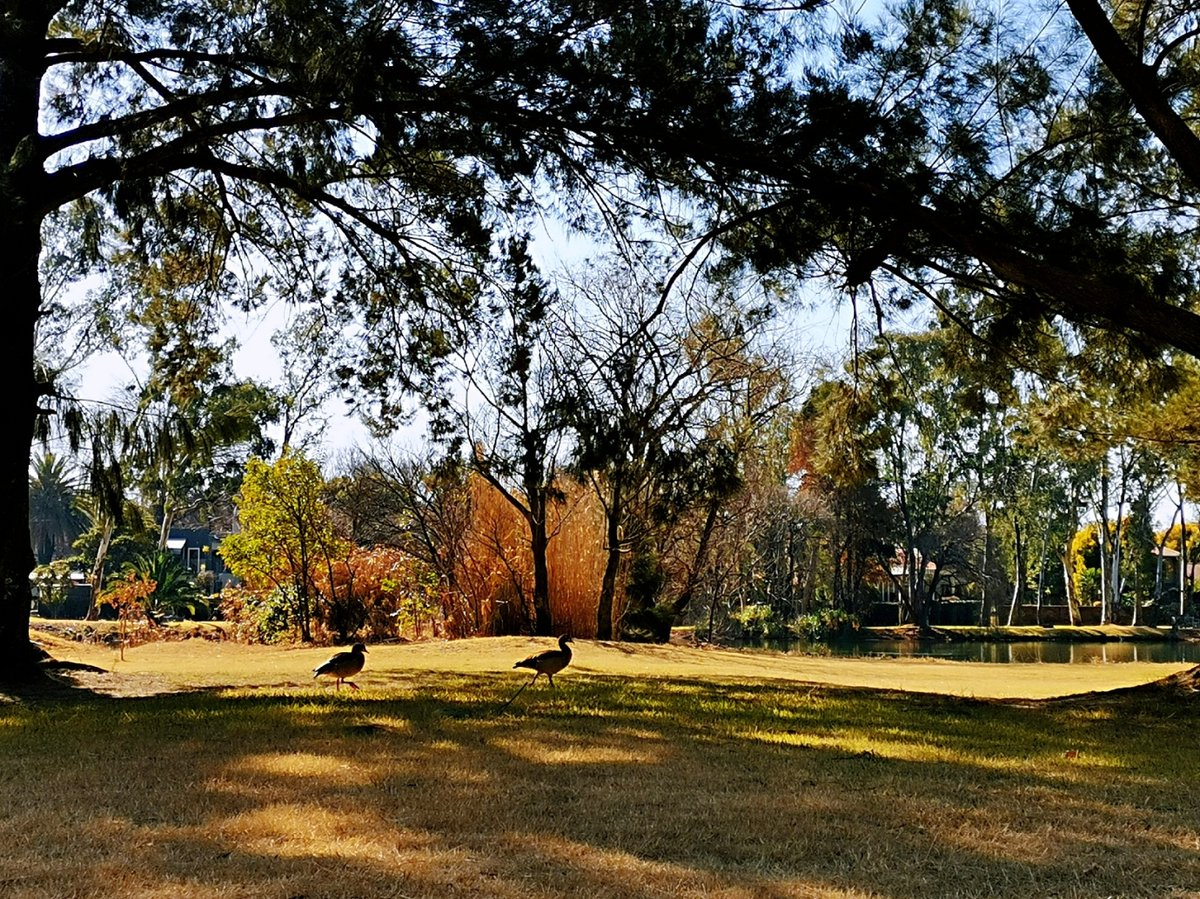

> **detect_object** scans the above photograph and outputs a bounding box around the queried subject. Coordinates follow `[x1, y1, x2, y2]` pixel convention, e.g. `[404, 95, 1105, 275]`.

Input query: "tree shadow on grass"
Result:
[1, 672, 1198, 898]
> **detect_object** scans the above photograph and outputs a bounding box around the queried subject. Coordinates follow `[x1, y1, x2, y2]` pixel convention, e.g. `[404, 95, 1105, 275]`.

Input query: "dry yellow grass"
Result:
[4, 626, 1198, 899]
[31, 626, 1193, 699]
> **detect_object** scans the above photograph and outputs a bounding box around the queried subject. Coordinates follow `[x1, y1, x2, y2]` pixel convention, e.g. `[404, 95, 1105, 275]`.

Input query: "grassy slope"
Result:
[2, 627, 1198, 899]
[29, 624, 1196, 699]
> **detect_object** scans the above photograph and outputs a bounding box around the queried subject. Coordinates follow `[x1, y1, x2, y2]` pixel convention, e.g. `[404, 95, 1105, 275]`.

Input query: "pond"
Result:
[757, 638, 1200, 664]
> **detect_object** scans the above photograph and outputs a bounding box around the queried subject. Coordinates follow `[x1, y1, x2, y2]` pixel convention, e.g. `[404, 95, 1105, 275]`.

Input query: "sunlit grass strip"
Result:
[921, 624, 1180, 641]
[33, 628, 1193, 701]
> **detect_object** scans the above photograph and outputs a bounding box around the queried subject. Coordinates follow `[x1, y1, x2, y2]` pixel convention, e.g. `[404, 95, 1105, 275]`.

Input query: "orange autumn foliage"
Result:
[97, 571, 159, 658]
[313, 545, 440, 642]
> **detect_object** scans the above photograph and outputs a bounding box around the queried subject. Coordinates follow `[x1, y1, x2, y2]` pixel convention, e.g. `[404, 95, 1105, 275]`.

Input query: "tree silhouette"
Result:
[2, 0, 797, 676]
[28, 452, 88, 566]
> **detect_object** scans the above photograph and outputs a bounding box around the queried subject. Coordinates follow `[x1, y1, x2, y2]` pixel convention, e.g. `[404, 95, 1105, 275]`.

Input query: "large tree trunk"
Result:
[1063, 552, 1081, 625]
[1097, 468, 1111, 625]
[595, 484, 623, 641]
[158, 497, 176, 551]
[1034, 530, 1049, 627]
[1178, 484, 1190, 618]
[0, 306, 41, 674]
[529, 498, 552, 636]
[1005, 517, 1023, 626]
[979, 505, 993, 627]
[670, 497, 721, 619]
[0, 344, 40, 677]
[85, 519, 115, 620]
[0, 11, 50, 681]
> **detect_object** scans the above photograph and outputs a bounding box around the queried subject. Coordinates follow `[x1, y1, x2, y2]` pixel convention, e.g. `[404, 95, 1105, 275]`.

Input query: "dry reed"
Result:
[453, 474, 610, 638]
[547, 479, 609, 638]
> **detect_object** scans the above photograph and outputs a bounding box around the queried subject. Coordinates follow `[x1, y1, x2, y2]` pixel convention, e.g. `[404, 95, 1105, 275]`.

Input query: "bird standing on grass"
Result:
[513, 634, 573, 687]
[313, 643, 368, 690]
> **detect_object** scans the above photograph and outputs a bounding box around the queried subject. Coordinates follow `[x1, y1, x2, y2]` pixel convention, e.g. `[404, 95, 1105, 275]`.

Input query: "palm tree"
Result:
[125, 550, 208, 621]
[29, 453, 88, 566]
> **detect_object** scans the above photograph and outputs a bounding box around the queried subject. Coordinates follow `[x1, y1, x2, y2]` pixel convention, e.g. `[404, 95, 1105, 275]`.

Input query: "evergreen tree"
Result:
[1, 0, 798, 677]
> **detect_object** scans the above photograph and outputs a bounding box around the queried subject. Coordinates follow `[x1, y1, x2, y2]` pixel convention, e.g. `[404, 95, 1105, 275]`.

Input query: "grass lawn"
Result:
[2, 624, 1198, 898]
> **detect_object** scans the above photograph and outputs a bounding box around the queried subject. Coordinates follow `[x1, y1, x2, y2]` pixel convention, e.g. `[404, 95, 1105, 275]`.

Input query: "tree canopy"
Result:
[3, 0, 801, 675]
[12, 0, 1200, 675]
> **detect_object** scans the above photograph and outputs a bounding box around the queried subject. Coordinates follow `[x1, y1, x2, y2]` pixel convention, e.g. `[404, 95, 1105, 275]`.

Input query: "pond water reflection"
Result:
[768, 638, 1200, 664]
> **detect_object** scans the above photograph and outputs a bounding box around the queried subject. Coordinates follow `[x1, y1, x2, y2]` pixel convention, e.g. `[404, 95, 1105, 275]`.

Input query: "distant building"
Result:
[165, 528, 228, 579]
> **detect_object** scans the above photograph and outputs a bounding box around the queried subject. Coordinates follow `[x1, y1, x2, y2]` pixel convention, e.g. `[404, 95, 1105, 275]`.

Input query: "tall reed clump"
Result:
[455, 474, 536, 635]
[443, 475, 607, 637]
[547, 480, 608, 638]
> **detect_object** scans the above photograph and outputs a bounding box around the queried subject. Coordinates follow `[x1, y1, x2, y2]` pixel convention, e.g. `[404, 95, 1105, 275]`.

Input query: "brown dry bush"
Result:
[313, 546, 441, 642]
[547, 479, 610, 637]
[223, 472, 615, 643]
[449, 475, 610, 637]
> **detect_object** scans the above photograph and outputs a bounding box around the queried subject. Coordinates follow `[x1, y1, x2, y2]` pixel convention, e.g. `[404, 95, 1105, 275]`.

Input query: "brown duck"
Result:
[313, 643, 367, 690]
[513, 634, 573, 687]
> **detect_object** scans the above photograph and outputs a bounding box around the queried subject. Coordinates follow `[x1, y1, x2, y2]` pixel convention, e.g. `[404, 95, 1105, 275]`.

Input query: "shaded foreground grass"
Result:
[3, 679, 1200, 894]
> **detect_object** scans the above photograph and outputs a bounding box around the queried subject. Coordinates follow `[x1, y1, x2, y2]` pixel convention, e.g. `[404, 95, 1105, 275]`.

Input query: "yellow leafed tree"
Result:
[221, 452, 349, 642]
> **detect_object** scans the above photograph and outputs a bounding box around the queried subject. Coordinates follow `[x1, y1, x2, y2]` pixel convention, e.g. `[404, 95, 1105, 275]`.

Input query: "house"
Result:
[1149, 545, 1197, 618]
[166, 528, 228, 580]
[866, 552, 975, 626]
[871, 552, 966, 604]
[1150, 545, 1200, 581]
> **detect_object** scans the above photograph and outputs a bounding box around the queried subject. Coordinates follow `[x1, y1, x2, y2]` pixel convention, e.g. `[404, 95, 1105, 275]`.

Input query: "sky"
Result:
[71, 264, 860, 467]
[73, 301, 381, 464]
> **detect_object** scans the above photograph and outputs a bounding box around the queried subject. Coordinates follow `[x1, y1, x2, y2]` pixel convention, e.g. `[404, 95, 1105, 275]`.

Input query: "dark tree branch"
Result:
[38, 83, 300, 158]
[1067, 0, 1200, 189]
[39, 108, 357, 211]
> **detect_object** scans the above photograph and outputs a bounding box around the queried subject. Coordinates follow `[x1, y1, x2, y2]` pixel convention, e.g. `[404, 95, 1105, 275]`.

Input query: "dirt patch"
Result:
[48, 665, 195, 698]
[32, 618, 230, 646]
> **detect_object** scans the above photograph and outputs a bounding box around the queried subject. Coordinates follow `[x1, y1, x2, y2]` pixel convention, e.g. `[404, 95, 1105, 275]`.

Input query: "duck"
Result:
[313, 642, 367, 690]
[513, 634, 573, 687]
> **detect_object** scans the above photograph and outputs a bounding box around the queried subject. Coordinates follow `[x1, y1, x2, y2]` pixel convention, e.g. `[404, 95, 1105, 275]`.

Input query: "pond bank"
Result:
[722, 625, 1200, 663]
[864, 624, 1200, 643]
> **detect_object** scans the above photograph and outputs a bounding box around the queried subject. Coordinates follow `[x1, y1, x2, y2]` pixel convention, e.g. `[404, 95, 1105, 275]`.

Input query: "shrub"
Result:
[31, 560, 81, 618]
[96, 571, 159, 658]
[313, 546, 444, 642]
[732, 603, 773, 640]
[620, 602, 676, 643]
[790, 607, 860, 641]
[218, 587, 296, 643]
[619, 548, 673, 643]
[125, 550, 209, 620]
